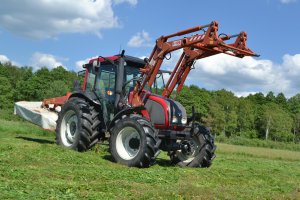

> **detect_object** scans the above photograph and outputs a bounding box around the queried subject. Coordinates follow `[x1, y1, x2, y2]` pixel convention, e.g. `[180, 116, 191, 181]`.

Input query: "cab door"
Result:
[94, 64, 117, 116]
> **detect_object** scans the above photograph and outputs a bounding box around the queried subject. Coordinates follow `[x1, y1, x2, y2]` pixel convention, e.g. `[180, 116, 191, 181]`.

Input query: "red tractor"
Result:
[43, 21, 258, 168]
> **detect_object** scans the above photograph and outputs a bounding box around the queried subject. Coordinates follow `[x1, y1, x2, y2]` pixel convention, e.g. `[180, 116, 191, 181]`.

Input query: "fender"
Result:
[42, 91, 102, 109]
[69, 91, 111, 128]
[69, 91, 102, 107]
[108, 106, 149, 130]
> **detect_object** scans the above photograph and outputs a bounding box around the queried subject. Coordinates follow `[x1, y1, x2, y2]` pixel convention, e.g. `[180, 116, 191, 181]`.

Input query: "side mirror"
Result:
[92, 57, 101, 74]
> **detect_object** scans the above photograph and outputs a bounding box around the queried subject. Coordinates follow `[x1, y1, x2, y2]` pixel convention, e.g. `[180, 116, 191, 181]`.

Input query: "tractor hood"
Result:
[144, 94, 187, 129]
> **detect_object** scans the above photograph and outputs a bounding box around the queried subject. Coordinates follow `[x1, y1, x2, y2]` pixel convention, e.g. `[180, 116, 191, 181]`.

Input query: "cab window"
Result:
[86, 67, 96, 91]
[124, 66, 140, 95]
[95, 65, 116, 103]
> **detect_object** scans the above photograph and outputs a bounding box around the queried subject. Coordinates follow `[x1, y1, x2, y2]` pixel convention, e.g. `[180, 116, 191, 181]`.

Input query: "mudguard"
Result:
[108, 106, 147, 130]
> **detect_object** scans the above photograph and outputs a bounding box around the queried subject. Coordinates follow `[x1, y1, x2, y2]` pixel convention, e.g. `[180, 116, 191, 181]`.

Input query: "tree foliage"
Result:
[256, 103, 293, 142]
[0, 76, 14, 109]
[0, 63, 77, 108]
[0, 62, 299, 143]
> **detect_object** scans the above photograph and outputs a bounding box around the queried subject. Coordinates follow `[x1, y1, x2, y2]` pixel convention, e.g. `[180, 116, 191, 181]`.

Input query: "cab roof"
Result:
[87, 54, 171, 74]
[88, 55, 146, 69]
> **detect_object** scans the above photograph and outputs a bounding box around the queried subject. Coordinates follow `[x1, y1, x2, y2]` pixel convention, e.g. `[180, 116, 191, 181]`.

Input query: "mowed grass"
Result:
[0, 117, 300, 199]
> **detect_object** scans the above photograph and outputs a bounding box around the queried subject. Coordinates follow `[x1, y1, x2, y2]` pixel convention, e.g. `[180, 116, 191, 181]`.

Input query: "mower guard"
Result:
[14, 101, 58, 130]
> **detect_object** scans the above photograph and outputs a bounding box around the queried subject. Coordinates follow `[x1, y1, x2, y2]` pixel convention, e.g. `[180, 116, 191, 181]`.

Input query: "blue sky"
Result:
[0, 0, 300, 97]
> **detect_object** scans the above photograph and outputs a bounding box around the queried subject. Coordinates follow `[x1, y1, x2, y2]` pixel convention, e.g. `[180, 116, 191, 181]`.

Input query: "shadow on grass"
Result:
[102, 154, 114, 162]
[155, 158, 173, 167]
[101, 154, 173, 167]
[16, 136, 55, 144]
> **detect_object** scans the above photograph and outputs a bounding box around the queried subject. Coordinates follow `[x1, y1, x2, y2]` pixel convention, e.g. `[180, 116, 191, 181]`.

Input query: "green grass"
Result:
[0, 116, 300, 199]
[216, 135, 300, 152]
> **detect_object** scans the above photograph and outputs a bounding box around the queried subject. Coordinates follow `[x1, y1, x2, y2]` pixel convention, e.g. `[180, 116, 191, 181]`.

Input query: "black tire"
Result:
[56, 97, 101, 151]
[170, 125, 216, 168]
[109, 116, 159, 168]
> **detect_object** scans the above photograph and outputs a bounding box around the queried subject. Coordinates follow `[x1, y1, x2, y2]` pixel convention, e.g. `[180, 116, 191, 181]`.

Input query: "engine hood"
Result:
[144, 94, 187, 129]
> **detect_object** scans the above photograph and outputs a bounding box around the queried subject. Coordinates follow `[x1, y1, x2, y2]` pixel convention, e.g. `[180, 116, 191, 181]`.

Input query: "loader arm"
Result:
[162, 32, 259, 97]
[130, 21, 216, 106]
[131, 21, 258, 105]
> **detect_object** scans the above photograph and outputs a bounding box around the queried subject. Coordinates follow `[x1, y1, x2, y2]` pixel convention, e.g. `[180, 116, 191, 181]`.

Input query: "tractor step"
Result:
[14, 101, 59, 130]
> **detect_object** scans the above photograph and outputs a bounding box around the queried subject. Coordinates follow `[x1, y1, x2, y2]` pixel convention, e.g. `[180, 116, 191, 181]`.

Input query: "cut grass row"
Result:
[0, 117, 300, 199]
[216, 135, 300, 152]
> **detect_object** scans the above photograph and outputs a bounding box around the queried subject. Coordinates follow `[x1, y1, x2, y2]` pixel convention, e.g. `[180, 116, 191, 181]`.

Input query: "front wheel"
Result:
[170, 125, 216, 167]
[109, 116, 159, 168]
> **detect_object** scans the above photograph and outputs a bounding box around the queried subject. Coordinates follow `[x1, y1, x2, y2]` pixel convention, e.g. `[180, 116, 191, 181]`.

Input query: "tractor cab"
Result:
[83, 56, 139, 101]
[81, 55, 169, 117]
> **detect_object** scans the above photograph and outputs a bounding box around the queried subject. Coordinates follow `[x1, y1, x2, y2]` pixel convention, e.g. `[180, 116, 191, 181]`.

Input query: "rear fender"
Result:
[69, 91, 102, 107]
[69, 91, 109, 127]
[108, 106, 150, 130]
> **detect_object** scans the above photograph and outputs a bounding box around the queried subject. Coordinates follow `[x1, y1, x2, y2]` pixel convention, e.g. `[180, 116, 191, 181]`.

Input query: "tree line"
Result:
[1, 62, 300, 143]
[0, 63, 77, 109]
[177, 86, 300, 143]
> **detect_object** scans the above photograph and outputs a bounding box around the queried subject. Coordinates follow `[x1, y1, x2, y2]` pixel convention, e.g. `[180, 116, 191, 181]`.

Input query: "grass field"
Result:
[0, 117, 300, 199]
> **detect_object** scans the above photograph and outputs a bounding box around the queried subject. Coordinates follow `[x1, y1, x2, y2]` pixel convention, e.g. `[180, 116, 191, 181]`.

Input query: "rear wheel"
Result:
[56, 98, 101, 151]
[170, 125, 216, 167]
[109, 116, 159, 168]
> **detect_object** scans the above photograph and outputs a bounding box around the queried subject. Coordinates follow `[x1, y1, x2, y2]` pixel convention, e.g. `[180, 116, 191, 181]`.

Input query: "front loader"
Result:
[41, 21, 258, 168]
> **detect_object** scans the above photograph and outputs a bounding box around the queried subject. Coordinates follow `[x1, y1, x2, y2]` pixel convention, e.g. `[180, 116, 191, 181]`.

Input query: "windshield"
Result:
[85, 60, 168, 98]
[124, 66, 140, 95]
[124, 66, 168, 95]
[152, 72, 166, 94]
[85, 64, 116, 98]
[95, 65, 116, 104]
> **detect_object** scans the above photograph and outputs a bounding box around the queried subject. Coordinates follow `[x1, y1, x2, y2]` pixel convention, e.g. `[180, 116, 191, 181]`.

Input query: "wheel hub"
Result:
[129, 137, 140, 150]
[116, 127, 141, 160]
[180, 141, 194, 156]
[60, 110, 78, 147]
[176, 136, 200, 163]
[70, 121, 77, 135]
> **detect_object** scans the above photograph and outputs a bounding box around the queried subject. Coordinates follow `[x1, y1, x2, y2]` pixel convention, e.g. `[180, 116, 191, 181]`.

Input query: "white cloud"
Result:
[234, 91, 258, 98]
[0, 0, 121, 39]
[113, 0, 138, 6]
[75, 59, 88, 72]
[161, 52, 300, 98]
[190, 54, 290, 96]
[0, 54, 19, 66]
[31, 52, 65, 70]
[127, 31, 152, 47]
[280, 0, 297, 4]
[75, 56, 100, 71]
[75, 58, 90, 72]
[0, 55, 10, 63]
[282, 54, 300, 75]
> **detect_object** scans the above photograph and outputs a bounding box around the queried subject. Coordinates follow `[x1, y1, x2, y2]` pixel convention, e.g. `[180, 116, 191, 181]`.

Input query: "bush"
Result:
[238, 130, 258, 139]
[215, 134, 228, 143]
[0, 76, 14, 109]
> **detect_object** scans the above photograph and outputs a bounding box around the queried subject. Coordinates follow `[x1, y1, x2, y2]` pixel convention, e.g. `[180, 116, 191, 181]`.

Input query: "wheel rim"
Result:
[116, 127, 141, 160]
[60, 110, 78, 147]
[176, 136, 201, 163]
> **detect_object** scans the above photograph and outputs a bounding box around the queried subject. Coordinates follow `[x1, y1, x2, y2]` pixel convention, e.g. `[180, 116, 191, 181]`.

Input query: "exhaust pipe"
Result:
[114, 50, 125, 110]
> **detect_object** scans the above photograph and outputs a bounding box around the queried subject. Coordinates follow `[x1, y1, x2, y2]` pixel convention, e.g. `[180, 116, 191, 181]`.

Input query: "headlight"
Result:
[172, 116, 178, 123]
[181, 117, 187, 125]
